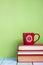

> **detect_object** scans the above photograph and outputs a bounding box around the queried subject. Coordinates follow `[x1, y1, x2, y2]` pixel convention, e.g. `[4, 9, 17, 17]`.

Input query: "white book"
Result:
[18, 45, 43, 51]
[18, 51, 43, 55]
[33, 62, 43, 65]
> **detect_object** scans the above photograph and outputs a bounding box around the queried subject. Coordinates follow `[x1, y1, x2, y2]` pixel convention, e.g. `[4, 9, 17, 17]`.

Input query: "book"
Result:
[18, 51, 43, 56]
[17, 62, 32, 65]
[33, 62, 43, 65]
[18, 55, 43, 62]
[18, 45, 43, 51]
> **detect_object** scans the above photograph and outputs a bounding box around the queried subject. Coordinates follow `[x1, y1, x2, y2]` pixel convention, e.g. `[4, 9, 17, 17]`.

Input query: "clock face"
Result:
[26, 35, 32, 42]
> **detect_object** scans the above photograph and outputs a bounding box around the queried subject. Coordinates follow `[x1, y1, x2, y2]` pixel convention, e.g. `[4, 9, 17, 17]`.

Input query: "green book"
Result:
[17, 62, 32, 65]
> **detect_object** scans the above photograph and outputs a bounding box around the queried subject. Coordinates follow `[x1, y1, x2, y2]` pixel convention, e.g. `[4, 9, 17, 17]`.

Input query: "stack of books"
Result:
[18, 45, 43, 62]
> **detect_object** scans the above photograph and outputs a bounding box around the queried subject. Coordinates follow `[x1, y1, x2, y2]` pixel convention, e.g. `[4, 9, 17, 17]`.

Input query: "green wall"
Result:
[0, 0, 43, 58]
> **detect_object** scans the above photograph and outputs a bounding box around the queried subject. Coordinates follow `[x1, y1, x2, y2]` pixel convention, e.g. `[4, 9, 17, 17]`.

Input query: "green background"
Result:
[0, 0, 43, 58]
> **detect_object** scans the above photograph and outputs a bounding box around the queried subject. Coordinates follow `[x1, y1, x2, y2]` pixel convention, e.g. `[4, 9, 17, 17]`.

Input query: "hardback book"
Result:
[33, 62, 43, 65]
[18, 55, 43, 62]
[17, 62, 32, 65]
[18, 50, 43, 56]
[18, 45, 43, 51]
